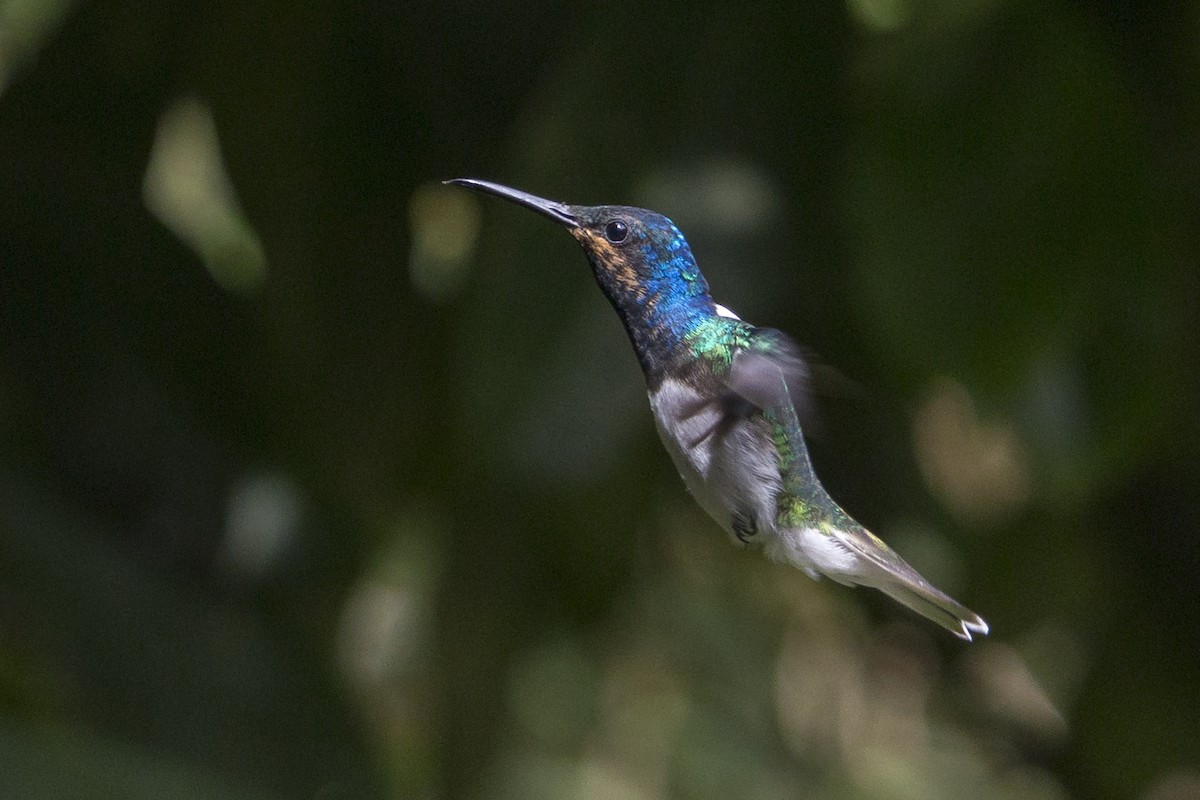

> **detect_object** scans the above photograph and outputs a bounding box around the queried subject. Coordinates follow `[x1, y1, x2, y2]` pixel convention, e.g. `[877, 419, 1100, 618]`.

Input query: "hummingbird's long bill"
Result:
[445, 178, 578, 228]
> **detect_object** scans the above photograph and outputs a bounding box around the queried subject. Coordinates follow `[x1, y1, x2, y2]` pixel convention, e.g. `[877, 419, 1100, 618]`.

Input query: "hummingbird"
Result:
[447, 178, 988, 641]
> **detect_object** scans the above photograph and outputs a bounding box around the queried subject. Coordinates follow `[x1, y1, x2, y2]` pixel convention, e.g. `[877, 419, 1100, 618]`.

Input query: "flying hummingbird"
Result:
[447, 178, 988, 641]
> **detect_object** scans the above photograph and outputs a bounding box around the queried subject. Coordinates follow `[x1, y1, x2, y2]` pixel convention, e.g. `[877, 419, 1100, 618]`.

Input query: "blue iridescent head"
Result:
[447, 179, 718, 376]
[563, 203, 712, 318]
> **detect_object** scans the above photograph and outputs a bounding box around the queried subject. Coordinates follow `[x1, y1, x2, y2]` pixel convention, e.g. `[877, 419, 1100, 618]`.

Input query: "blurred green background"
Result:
[1, 1, 1197, 798]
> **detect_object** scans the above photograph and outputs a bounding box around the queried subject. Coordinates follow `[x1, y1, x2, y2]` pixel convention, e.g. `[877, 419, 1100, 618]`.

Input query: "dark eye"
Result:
[604, 220, 629, 243]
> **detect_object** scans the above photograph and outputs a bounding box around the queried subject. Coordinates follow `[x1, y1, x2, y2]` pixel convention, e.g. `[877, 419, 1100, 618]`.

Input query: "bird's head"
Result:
[447, 179, 713, 319]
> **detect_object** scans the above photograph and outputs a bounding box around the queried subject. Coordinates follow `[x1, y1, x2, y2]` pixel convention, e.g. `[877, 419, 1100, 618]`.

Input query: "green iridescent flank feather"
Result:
[764, 408, 812, 527]
[755, 349, 848, 531]
[770, 407, 832, 528]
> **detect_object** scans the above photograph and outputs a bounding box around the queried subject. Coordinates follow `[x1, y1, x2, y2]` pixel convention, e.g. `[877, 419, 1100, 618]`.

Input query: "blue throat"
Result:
[585, 234, 718, 383]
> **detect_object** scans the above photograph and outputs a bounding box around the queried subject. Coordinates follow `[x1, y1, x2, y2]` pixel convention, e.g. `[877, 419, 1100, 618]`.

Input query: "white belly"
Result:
[648, 378, 783, 543]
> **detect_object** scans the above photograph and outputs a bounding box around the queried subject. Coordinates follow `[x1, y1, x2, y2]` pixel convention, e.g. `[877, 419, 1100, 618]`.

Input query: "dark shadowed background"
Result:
[1, 1, 1197, 798]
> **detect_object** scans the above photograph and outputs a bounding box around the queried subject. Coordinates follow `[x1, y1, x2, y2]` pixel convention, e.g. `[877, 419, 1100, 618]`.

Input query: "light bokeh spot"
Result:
[0, 0, 75, 96]
[408, 181, 481, 302]
[143, 96, 268, 294]
[913, 376, 1032, 526]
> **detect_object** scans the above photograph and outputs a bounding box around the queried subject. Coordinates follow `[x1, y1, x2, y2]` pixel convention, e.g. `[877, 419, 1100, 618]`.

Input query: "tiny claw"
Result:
[732, 512, 758, 544]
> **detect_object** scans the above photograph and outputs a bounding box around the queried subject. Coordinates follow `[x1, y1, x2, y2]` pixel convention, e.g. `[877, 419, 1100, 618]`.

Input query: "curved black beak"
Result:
[444, 178, 579, 228]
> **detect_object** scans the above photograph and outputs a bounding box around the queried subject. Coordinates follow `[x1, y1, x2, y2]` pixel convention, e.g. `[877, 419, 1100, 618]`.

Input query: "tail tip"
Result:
[954, 615, 990, 642]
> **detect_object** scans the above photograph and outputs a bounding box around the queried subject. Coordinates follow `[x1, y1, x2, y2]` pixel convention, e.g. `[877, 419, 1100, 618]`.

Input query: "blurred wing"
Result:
[726, 328, 814, 423]
[726, 327, 864, 439]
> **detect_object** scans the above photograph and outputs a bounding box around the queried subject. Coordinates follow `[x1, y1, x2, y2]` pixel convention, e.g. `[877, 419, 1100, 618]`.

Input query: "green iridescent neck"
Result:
[681, 315, 752, 370]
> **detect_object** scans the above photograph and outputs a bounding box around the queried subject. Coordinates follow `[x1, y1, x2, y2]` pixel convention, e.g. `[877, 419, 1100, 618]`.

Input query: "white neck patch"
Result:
[714, 303, 741, 320]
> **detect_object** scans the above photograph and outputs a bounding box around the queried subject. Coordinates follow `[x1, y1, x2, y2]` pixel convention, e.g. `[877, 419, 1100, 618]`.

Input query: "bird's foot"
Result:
[732, 511, 758, 544]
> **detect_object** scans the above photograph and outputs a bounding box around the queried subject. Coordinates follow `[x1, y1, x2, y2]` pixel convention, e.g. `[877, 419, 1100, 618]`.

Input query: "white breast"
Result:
[648, 377, 783, 542]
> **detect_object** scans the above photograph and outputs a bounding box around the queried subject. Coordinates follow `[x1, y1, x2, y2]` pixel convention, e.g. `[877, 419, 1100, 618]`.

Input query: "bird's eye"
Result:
[604, 220, 629, 243]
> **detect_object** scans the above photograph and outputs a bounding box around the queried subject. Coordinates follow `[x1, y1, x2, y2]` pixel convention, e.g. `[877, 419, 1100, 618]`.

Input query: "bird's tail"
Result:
[782, 519, 990, 641]
[874, 575, 989, 641]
